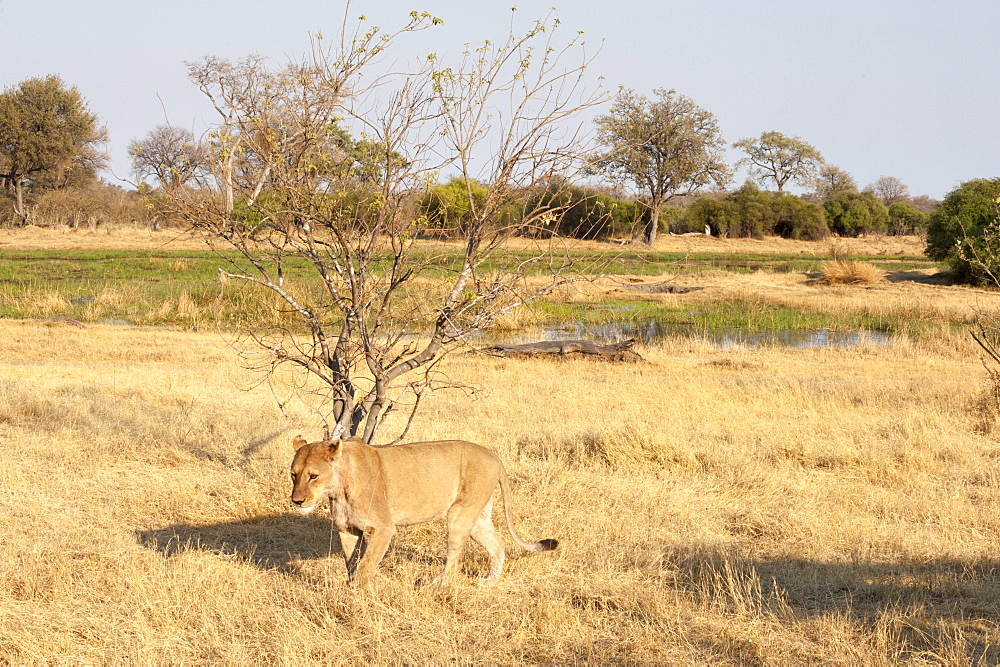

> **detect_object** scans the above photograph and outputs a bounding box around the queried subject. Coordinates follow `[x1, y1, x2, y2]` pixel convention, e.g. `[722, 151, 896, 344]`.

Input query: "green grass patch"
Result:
[0, 247, 949, 336]
[530, 297, 960, 340]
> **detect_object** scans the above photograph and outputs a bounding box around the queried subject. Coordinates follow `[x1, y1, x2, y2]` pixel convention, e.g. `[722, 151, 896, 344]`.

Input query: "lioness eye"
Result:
[308, 473, 318, 481]
[291, 473, 298, 481]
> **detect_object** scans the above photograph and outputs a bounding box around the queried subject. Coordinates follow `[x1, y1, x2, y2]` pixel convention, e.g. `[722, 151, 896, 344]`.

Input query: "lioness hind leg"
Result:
[470, 500, 505, 583]
[430, 502, 482, 589]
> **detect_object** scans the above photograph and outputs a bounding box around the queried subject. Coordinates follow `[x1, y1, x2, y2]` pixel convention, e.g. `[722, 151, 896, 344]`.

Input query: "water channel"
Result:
[499, 320, 891, 350]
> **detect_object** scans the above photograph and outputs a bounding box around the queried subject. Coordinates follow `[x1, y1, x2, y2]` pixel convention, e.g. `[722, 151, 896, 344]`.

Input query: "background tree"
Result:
[160, 12, 607, 443]
[128, 124, 208, 191]
[0, 75, 106, 223]
[910, 194, 942, 215]
[591, 88, 730, 245]
[887, 201, 929, 236]
[523, 179, 644, 240]
[734, 130, 823, 193]
[684, 182, 827, 240]
[867, 175, 910, 206]
[925, 177, 1000, 284]
[813, 164, 857, 201]
[419, 177, 492, 237]
[824, 190, 889, 237]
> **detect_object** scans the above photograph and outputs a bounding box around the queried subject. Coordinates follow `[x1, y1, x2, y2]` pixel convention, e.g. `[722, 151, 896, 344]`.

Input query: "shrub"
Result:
[5, 183, 155, 229]
[887, 201, 929, 236]
[682, 184, 828, 240]
[824, 191, 889, 236]
[925, 178, 1000, 285]
[685, 197, 740, 237]
[419, 177, 491, 237]
[521, 181, 643, 240]
[771, 193, 829, 240]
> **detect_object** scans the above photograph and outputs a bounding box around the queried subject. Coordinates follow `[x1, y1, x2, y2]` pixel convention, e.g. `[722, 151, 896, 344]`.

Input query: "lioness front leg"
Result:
[339, 529, 365, 581]
[349, 525, 395, 586]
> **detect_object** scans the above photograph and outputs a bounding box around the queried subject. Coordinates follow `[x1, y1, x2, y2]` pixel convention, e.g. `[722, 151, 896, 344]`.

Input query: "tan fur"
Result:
[289, 435, 558, 588]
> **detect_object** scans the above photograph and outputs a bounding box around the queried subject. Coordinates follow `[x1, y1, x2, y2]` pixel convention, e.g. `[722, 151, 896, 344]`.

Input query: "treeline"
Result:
[419, 177, 934, 241]
[0, 73, 940, 240]
[0, 75, 154, 228]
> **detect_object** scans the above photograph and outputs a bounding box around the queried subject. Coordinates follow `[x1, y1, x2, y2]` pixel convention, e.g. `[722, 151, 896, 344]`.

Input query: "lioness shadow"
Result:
[137, 514, 448, 575]
[138, 513, 344, 572]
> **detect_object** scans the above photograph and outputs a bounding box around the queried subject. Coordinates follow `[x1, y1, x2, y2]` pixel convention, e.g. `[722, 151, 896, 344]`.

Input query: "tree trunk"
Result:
[641, 201, 660, 246]
[13, 177, 26, 225]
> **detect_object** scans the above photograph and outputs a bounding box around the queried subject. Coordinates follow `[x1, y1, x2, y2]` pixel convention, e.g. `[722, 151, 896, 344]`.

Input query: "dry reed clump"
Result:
[2, 319, 1000, 662]
[819, 258, 885, 285]
[21, 291, 72, 316]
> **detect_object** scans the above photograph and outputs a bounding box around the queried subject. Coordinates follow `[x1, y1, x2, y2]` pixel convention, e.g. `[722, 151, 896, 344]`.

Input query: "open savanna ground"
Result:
[3, 313, 1000, 662]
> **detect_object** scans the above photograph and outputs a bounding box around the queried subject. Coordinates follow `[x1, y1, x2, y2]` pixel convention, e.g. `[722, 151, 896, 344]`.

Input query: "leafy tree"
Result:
[591, 88, 730, 246]
[522, 180, 643, 240]
[685, 197, 739, 237]
[824, 190, 889, 237]
[159, 12, 608, 443]
[868, 175, 910, 206]
[887, 201, 928, 236]
[726, 181, 773, 238]
[770, 193, 828, 240]
[0, 75, 106, 223]
[734, 131, 823, 193]
[128, 124, 208, 191]
[813, 164, 857, 201]
[925, 178, 1000, 284]
[685, 182, 827, 240]
[910, 194, 941, 215]
[420, 177, 492, 237]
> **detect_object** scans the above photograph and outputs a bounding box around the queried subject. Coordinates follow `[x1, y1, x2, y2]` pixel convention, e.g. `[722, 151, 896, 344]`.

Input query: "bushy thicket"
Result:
[419, 177, 493, 237]
[0, 183, 155, 228]
[925, 178, 1000, 285]
[521, 181, 644, 239]
[887, 201, 929, 235]
[823, 191, 889, 236]
[418, 178, 644, 240]
[683, 183, 828, 240]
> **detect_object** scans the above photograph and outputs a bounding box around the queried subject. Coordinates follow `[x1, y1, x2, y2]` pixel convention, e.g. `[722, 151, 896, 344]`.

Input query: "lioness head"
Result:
[289, 435, 342, 514]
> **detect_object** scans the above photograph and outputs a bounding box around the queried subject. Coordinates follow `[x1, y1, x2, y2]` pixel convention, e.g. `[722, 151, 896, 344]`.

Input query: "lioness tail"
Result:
[497, 464, 558, 553]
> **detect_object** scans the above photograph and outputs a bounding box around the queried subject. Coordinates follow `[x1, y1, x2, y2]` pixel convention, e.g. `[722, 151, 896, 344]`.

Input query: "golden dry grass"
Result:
[0, 224, 929, 256]
[2, 314, 1000, 663]
[820, 259, 886, 285]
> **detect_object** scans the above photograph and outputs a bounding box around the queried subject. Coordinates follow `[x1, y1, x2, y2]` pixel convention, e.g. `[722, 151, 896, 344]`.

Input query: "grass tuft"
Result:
[820, 259, 885, 285]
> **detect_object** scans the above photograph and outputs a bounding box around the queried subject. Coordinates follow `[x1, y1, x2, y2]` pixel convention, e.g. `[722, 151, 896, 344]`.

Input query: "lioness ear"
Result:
[292, 435, 308, 451]
[326, 440, 342, 458]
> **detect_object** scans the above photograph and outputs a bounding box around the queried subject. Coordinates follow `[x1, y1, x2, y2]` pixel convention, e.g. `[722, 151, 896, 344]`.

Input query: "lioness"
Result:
[289, 435, 557, 588]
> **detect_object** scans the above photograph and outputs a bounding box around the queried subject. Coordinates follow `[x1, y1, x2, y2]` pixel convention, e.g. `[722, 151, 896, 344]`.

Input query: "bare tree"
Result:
[734, 131, 823, 193]
[160, 11, 607, 443]
[867, 175, 910, 206]
[128, 124, 208, 191]
[813, 164, 857, 201]
[591, 88, 730, 245]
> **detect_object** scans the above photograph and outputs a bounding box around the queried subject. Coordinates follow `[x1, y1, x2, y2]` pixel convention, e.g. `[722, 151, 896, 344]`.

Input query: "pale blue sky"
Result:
[1, 0, 997, 199]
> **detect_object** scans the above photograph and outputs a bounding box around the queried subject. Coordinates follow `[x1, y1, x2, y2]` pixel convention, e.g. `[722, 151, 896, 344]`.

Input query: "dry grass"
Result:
[0, 224, 211, 251]
[820, 259, 885, 285]
[2, 315, 1000, 663]
[0, 224, 929, 256]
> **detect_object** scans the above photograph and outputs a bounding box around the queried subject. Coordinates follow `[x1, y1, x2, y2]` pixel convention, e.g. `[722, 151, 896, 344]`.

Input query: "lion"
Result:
[289, 435, 558, 588]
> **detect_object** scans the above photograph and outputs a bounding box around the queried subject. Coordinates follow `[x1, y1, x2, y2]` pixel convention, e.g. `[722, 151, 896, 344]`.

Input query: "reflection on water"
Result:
[501, 321, 891, 350]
